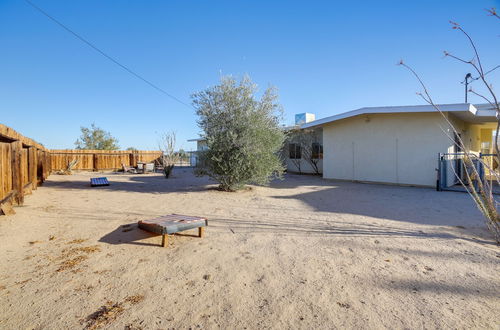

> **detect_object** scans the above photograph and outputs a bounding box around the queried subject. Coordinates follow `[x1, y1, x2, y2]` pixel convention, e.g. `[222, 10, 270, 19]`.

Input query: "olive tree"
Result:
[192, 76, 286, 191]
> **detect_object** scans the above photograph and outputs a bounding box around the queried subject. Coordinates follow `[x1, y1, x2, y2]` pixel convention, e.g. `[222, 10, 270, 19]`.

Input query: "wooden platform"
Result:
[138, 214, 208, 247]
[90, 177, 109, 187]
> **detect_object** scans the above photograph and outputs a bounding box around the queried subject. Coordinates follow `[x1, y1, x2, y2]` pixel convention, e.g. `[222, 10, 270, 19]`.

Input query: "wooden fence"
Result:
[50, 150, 162, 171]
[0, 124, 51, 215]
[0, 124, 163, 215]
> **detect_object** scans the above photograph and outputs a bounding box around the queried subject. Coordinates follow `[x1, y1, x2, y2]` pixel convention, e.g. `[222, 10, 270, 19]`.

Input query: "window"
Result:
[312, 143, 323, 159]
[289, 143, 301, 159]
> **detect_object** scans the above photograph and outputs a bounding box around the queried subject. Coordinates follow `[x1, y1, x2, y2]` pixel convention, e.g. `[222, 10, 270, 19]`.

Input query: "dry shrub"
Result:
[125, 295, 145, 305]
[61, 245, 101, 258]
[67, 238, 87, 244]
[55, 159, 79, 175]
[74, 245, 101, 254]
[82, 295, 145, 329]
[15, 279, 30, 286]
[57, 255, 88, 272]
[83, 301, 125, 330]
[56, 244, 101, 272]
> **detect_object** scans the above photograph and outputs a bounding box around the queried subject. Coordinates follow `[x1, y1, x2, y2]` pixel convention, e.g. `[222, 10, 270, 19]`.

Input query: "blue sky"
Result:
[1, 0, 499, 150]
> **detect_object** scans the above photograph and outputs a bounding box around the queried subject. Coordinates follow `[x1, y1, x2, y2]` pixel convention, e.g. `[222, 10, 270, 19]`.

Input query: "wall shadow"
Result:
[268, 175, 486, 228]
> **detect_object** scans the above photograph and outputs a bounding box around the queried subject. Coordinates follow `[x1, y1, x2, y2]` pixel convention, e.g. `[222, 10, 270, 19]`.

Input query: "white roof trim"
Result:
[301, 103, 477, 129]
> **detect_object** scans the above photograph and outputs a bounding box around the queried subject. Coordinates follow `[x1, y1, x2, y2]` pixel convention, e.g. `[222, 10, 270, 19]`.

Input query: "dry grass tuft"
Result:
[76, 245, 101, 254]
[124, 323, 143, 330]
[125, 295, 145, 305]
[56, 244, 101, 272]
[29, 240, 42, 245]
[57, 255, 88, 272]
[67, 238, 87, 244]
[82, 301, 125, 330]
[337, 302, 351, 309]
[49, 235, 56, 241]
[15, 279, 31, 286]
[82, 295, 145, 329]
[74, 284, 94, 293]
[62, 245, 101, 258]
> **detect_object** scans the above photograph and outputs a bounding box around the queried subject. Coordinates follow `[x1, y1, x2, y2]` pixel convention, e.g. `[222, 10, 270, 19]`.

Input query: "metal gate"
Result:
[436, 152, 484, 192]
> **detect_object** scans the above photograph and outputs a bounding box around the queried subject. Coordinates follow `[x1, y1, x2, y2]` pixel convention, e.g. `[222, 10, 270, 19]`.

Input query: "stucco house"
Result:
[188, 103, 497, 188]
[301, 103, 497, 187]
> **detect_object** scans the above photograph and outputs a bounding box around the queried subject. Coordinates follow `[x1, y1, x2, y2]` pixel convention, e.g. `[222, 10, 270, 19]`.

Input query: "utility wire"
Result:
[24, 0, 193, 109]
[461, 64, 500, 84]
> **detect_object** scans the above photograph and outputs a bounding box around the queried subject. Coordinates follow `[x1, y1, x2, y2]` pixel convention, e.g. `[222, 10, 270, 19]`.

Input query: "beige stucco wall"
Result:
[322, 112, 456, 186]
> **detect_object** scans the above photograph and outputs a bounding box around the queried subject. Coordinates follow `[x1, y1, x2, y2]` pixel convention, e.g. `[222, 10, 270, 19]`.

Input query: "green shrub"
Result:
[192, 76, 286, 191]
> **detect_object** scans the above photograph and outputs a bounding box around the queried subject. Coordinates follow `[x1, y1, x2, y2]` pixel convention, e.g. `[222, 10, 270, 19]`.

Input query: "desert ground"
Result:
[0, 169, 499, 329]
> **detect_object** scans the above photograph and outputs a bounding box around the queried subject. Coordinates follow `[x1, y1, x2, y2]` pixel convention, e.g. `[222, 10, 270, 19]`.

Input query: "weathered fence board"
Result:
[50, 150, 162, 171]
[0, 124, 50, 215]
[0, 143, 13, 200]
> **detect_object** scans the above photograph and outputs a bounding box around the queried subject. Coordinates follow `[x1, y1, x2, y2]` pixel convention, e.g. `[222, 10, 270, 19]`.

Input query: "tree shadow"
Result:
[379, 279, 498, 298]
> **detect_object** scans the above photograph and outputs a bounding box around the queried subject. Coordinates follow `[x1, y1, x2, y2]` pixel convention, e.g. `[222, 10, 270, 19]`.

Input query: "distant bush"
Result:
[75, 123, 119, 150]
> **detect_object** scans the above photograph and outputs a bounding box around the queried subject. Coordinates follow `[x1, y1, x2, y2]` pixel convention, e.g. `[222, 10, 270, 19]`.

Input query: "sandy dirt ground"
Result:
[0, 169, 499, 329]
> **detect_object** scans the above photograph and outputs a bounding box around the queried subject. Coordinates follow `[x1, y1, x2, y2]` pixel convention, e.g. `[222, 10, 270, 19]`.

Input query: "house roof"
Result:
[187, 138, 205, 142]
[301, 103, 497, 128]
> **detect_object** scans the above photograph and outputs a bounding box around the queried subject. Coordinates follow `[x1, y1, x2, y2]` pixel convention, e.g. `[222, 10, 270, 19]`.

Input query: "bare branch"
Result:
[468, 89, 494, 107]
[486, 8, 499, 19]
[400, 60, 500, 242]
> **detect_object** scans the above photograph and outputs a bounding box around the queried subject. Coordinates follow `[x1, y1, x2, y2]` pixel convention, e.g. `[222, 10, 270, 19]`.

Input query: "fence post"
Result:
[28, 147, 37, 190]
[93, 153, 98, 171]
[48, 151, 51, 174]
[11, 141, 24, 205]
[129, 152, 138, 167]
[41, 151, 47, 182]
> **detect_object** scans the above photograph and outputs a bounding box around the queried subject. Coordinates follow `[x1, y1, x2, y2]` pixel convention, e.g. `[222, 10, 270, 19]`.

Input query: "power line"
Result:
[24, 0, 193, 109]
[461, 65, 500, 84]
